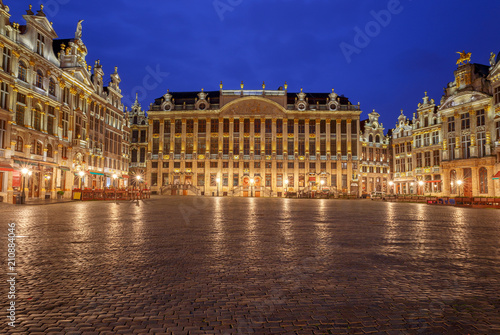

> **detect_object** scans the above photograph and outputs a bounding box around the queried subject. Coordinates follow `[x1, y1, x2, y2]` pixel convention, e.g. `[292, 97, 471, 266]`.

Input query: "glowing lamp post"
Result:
[457, 179, 463, 197]
[216, 177, 220, 197]
[389, 181, 394, 194]
[78, 171, 85, 201]
[136, 175, 142, 200]
[284, 179, 289, 197]
[21, 168, 30, 204]
[418, 180, 424, 195]
[250, 178, 254, 197]
[112, 174, 118, 200]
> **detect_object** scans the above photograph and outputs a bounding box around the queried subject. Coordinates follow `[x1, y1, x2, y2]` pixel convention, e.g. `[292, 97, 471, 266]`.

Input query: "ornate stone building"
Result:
[411, 92, 442, 195]
[391, 111, 414, 194]
[487, 53, 500, 194]
[440, 57, 498, 197]
[359, 110, 390, 195]
[144, 83, 362, 197]
[0, 2, 129, 203]
[128, 94, 148, 186]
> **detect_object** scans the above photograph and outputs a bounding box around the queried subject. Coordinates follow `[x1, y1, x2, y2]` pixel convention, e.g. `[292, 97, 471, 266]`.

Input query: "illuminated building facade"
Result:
[391, 111, 414, 194]
[145, 83, 362, 197]
[391, 53, 500, 197]
[359, 110, 390, 195]
[128, 95, 148, 185]
[439, 59, 498, 197]
[0, 2, 129, 203]
[411, 93, 442, 195]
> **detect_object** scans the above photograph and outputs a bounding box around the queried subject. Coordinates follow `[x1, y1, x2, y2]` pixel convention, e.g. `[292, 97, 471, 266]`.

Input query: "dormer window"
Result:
[36, 33, 45, 56]
[18, 61, 27, 82]
[36, 70, 44, 89]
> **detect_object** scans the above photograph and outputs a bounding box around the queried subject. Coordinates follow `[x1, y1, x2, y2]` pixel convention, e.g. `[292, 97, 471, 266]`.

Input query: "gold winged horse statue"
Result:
[456, 51, 471, 65]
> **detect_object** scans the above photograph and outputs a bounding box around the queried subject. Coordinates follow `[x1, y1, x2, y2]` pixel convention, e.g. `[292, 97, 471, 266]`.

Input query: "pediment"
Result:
[439, 91, 490, 111]
[24, 15, 58, 39]
[220, 97, 287, 117]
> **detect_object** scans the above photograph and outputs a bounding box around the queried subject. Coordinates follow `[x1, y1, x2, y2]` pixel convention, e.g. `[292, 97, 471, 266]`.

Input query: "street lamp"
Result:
[457, 179, 463, 197]
[389, 181, 394, 194]
[78, 171, 85, 201]
[21, 168, 30, 204]
[418, 180, 424, 195]
[250, 178, 254, 197]
[284, 179, 289, 197]
[216, 177, 220, 197]
[136, 175, 142, 200]
[112, 174, 118, 201]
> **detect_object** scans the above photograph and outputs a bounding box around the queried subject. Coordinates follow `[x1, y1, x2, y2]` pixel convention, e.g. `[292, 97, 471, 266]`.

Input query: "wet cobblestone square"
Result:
[1, 197, 500, 334]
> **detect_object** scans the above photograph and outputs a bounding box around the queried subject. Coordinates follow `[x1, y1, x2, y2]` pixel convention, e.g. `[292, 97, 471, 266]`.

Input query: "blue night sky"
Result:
[7, 0, 500, 131]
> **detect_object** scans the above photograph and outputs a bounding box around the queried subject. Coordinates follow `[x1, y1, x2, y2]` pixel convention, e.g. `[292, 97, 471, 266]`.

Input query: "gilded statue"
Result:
[456, 51, 471, 65]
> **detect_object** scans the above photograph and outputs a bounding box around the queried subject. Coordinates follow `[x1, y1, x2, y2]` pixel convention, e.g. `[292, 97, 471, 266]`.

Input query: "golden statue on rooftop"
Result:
[456, 51, 471, 65]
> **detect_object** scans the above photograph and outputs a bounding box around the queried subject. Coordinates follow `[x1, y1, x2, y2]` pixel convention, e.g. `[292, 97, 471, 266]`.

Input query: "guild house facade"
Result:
[0, 2, 129, 203]
[391, 52, 500, 198]
[144, 83, 363, 197]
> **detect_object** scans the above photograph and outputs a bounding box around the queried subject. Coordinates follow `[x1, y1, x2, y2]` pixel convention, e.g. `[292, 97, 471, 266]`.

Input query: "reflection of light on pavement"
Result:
[245, 198, 258, 250]
[314, 199, 329, 256]
[277, 198, 295, 259]
[211, 197, 226, 259]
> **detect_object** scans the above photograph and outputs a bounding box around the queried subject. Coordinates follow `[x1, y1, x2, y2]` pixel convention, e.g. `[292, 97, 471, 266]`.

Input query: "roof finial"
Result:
[220, 81, 223, 90]
[284, 81, 288, 90]
[240, 81, 244, 90]
[262, 81, 265, 90]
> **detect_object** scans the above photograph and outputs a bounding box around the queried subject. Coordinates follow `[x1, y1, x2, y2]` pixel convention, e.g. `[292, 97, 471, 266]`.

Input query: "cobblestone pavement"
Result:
[1, 197, 500, 334]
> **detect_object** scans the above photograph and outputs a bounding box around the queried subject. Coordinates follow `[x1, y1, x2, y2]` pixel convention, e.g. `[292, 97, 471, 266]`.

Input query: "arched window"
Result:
[450, 170, 457, 194]
[479, 167, 488, 194]
[49, 78, 56, 96]
[433, 117, 437, 125]
[18, 61, 27, 82]
[133, 116, 138, 124]
[15, 136, 23, 152]
[424, 117, 429, 127]
[36, 70, 44, 89]
[368, 134, 373, 143]
[36, 141, 43, 156]
[46, 144, 53, 158]
[375, 135, 380, 143]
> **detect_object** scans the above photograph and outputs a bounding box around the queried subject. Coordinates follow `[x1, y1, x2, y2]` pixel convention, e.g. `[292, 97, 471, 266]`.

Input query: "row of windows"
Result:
[447, 110, 485, 132]
[361, 147, 389, 162]
[155, 119, 357, 135]
[13, 136, 66, 158]
[447, 133, 488, 160]
[361, 166, 389, 174]
[415, 115, 438, 128]
[150, 160, 356, 170]
[414, 131, 440, 148]
[158, 137, 358, 157]
[394, 142, 412, 154]
[415, 150, 440, 168]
